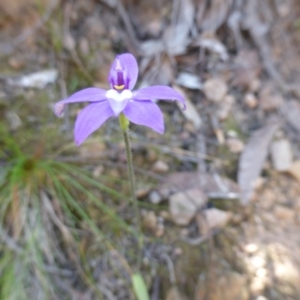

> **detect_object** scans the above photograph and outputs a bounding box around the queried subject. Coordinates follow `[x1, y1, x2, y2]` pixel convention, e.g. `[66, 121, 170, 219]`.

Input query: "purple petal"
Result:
[54, 88, 107, 116]
[123, 100, 164, 134]
[74, 101, 114, 146]
[118, 54, 138, 89]
[108, 53, 138, 90]
[133, 86, 186, 109]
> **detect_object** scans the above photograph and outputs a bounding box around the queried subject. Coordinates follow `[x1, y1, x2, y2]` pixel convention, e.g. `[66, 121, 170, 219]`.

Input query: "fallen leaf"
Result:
[7, 69, 58, 89]
[281, 100, 300, 133]
[238, 122, 279, 204]
[194, 33, 229, 61]
[173, 85, 202, 130]
[158, 171, 240, 200]
[232, 50, 261, 89]
[175, 72, 202, 90]
[163, 0, 194, 55]
[197, 0, 233, 33]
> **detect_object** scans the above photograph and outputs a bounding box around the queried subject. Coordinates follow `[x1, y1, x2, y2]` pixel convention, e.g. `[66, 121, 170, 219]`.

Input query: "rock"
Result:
[273, 205, 294, 222]
[146, 149, 157, 162]
[165, 287, 187, 300]
[217, 95, 235, 120]
[259, 84, 284, 111]
[248, 78, 261, 93]
[142, 210, 157, 231]
[258, 188, 276, 210]
[196, 208, 232, 235]
[79, 142, 106, 157]
[195, 271, 249, 300]
[63, 33, 76, 51]
[169, 188, 207, 226]
[244, 93, 258, 108]
[268, 243, 300, 297]
[136, 187, 151, 199]
[226, 138, 244, 153]
[250, 277, 266, 295]
[160, 210, 171, 220]
[148, 190, 162, 204]
[8, 57, 24, 70]
[6, 111, 21, 130]
[287, 160, 300, 183]
[270, 139, 293, 172]
[155, 223, 164, 237]
[79, 37, 90, 55]
[93, 165, 104, 178]
[152, 160, 169, 173]
[232, 50, 262, 90]
[203, 78, 228, 102]
[0, 90, 7, 99]
[244, 243, 259, 254]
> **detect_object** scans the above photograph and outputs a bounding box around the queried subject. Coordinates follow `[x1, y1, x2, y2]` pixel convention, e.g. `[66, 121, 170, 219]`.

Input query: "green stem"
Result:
[119, 114, 143, 270]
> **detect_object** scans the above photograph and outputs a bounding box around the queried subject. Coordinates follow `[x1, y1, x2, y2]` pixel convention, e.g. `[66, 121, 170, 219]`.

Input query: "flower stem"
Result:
[119, 114, 143, 270]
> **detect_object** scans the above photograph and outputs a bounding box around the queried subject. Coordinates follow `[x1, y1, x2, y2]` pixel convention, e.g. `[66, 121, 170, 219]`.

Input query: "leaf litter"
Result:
[2, 0, 300, 299]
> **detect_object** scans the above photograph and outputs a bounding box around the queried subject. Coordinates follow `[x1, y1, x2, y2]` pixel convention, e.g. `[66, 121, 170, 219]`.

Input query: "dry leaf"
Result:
[232, 50, 261, 89]
[140, 40, 164, 57]
[173, 85, 202, 130]
[175, 72, 202, 90]
[197, 0, 233, 33]
[238, 122, 279, 204]
[158, 172, 240, 200]
[194, 34, 229, 61]
[163, 0, 194, 55]
[7, 69, 58, 89]
[281, 100, 300, 133]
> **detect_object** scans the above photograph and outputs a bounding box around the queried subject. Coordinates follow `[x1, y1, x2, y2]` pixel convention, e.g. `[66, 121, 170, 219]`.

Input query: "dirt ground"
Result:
[1, 0, 300, 299]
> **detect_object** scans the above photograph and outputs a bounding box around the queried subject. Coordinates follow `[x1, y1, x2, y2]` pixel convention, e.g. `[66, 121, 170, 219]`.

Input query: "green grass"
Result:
[0, 124, 141, 299]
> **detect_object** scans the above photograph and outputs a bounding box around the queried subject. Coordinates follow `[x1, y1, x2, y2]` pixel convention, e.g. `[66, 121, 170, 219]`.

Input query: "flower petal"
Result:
[109, 53, 138, 90]
[54, 88, 107, 116]
[123, 100, 164, 134]
[74, 101, 114, 146]
[133, 85, 186, 109]
[118, 54, 138, 89]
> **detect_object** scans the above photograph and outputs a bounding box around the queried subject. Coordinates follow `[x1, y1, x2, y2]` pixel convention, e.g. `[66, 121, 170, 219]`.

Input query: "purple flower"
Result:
[55, 53, 185, 146]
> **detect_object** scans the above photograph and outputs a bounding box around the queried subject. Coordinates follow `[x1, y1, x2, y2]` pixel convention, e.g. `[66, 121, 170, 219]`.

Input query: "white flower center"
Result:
[106, 89, 133, 116]
[106, 89, 132, 102]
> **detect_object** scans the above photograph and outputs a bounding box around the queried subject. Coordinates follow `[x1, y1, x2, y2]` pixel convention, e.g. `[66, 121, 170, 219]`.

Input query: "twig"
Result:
[0, 226, 22, 253]
[98, 0, 140, 55]
[162, 253, 176, 285]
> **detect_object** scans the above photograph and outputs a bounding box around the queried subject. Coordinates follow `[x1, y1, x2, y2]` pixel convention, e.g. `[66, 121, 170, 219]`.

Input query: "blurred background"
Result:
[1, 0, 300, 299]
